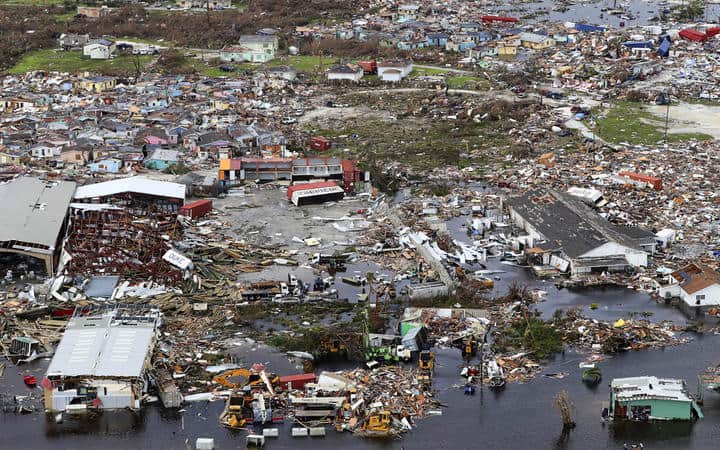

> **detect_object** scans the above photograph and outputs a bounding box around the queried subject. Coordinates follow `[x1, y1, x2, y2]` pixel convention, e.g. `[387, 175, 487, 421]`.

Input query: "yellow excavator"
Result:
[213, 368, 279, 391]
[462, 336, 477, 358]
[362, 410, 392, 434]
[219, 392, 248, 429]
[320, 339, 349, 359]
[418, 350, 435, 371]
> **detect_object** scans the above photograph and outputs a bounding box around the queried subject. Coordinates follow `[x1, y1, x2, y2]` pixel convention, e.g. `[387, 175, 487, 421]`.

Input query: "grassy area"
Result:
[307, 116, 509, 171]
[7, 49, 154, 75]
[596, 101, 714, 145]
[266, 55, 340, 73]
[0, 0, 65, 4]
[410, 66, 447, 77]
[447, 75, 489, 90]
[53, 11, 76, 21]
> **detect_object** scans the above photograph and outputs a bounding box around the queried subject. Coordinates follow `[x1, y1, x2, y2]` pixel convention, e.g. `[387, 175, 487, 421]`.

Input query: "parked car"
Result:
[281, 117, 298, 124]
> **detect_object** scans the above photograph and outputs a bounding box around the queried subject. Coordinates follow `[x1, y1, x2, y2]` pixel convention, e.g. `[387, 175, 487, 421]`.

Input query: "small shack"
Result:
[609, 376, 703, 421]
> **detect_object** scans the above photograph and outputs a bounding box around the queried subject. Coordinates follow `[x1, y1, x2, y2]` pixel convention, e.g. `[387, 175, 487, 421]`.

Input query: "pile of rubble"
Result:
[561, 315, 690, 353]
[318, 366, 443, 436]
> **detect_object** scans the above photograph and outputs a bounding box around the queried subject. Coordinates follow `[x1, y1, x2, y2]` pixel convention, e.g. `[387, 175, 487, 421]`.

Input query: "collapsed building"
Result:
[506, 189, 656, 277]
[218, 157, 365, 192]
[44, 305, 162, 413]
[0, 177, 76, 276]
[64, 177, 187, 282]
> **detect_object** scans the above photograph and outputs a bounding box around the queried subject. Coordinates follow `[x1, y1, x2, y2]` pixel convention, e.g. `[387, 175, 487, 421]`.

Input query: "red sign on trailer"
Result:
[481, 15, 519, 23]
[287, 181, 344, 206]
[179, 199, 213, 219]
[279, 373, 317, 390]
[358, 60, 377, 74]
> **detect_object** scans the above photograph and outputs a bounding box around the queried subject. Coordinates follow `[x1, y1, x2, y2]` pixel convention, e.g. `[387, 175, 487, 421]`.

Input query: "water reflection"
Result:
[46, 409, 146, 437]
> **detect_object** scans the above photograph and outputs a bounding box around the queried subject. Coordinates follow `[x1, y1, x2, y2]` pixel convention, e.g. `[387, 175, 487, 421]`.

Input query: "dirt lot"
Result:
[646, 102, 720, 139]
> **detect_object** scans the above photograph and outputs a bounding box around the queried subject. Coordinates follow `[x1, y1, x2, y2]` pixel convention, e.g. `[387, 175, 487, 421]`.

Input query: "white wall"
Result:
[580, 242, 648, 267]
[681, 284, 720, 307]
[327, 72, 362, 82]
[378, 64, 412, 78]
[658, 283, 681, 300]
[381, 71, 403, 82]
[50, 380, 134, 411]
[508, 208, 545, 242]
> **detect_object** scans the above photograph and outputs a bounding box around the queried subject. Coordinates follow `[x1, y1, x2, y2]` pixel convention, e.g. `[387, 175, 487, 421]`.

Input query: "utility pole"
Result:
[664, 88, 670, 145]
[479, 338, 484, 405]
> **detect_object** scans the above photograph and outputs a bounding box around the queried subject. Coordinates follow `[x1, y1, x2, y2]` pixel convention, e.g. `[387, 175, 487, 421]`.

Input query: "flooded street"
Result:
[2, 228, 718, 450]
[4, 328, 720, 449]
[498, 0, 720, 28]
[2, 0, 720, 446]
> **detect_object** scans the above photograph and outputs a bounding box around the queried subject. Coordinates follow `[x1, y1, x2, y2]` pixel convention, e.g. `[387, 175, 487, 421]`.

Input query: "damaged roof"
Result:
[46, 307, 159, 378]
[74, 176, 186, 201]
[507, 189, 652, 258]
[0, 177, 76, 250]
[671, 262, 720, 295]
[612, 376, 692, 402]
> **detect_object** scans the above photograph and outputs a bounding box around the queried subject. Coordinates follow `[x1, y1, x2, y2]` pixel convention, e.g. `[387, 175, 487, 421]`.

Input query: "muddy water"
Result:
[497, 0, 720, 28]
[4, 333, 720, 449]
[2, 242, 716, 450]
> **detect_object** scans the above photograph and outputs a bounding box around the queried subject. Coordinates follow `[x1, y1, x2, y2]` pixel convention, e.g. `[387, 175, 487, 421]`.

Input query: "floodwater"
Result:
[497, 0, 720, 28]
[4, 333, 720, 449]
[3, 223, 718, 449]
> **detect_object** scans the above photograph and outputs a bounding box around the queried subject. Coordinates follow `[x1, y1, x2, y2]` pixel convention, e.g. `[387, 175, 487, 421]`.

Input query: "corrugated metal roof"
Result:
[0, 177, 76, 249]
[612, 376, 691, 402]
[74, 177, 185, 201]
[46, 310, 158, 378]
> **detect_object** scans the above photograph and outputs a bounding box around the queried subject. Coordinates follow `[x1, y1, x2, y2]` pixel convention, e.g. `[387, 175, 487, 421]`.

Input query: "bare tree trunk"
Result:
[554, 390, 576, 430]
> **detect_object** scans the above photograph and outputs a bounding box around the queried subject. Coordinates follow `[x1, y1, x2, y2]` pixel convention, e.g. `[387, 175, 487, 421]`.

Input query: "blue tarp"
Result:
[575, 23, 606, 33]
[658, 37, 671, 57]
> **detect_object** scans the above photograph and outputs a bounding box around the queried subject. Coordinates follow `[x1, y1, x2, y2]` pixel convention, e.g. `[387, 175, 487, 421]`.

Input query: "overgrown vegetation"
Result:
[0, 1, 357, 72]
[676, 0, 705, 21]
[8, 48, 153, 75]
[504, 317, 563, 359]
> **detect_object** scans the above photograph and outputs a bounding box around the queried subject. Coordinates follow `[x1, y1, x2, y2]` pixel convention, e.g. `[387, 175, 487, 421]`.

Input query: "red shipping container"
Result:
[619, 171, 662, 191]
[279, 373, 317, 390]
[679, 28, 707, 42]
[358, 60, 377, 74]
[310, 136, 332, 152]
[286, 181, 339, 200]
[179, 199, 213, 219]
[481, 15, 518, 23]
